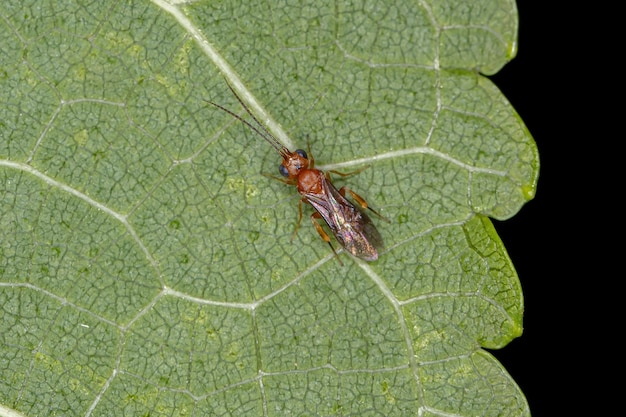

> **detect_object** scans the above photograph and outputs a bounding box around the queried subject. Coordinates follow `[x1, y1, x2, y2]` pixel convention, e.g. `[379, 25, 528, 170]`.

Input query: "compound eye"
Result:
[295, 149, 308, 159]
[279, 165, 289, 177]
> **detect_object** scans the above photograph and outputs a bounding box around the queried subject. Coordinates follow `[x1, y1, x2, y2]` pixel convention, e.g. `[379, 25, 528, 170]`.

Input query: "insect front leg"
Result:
[262, 172, 296, 185]
[290, 199, 305, 241]
[310, 212, 343, 266]
[306, 137, 315, 168]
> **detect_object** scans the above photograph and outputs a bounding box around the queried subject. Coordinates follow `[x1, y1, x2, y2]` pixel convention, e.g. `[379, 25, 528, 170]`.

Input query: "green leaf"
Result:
[1, 1, 537, 416]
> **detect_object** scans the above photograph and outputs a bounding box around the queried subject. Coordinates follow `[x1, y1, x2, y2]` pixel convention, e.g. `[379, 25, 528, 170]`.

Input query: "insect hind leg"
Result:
[310, 212, 343, 266]
[339, 187, 390, 223]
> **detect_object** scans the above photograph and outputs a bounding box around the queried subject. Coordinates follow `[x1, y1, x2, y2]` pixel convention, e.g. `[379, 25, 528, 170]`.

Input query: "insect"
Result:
[207, 81, 387, 263]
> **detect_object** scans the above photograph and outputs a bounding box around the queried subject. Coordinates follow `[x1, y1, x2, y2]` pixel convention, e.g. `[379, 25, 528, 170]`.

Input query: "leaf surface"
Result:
[1, 1, 537, 416]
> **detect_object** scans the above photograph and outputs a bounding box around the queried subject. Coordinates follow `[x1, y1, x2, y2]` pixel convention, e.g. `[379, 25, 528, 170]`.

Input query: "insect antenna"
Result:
[205, 83, 288, 158]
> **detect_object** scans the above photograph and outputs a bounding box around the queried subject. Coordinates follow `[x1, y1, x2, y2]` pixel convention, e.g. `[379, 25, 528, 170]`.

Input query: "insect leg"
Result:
[305, 136, 315, 168]
[339, 187, 390, 223]
[327, 166, 369, 178]
[290, 199, 305, 241]
[262, 172, 296, 185]
[310, 212, 343, 265]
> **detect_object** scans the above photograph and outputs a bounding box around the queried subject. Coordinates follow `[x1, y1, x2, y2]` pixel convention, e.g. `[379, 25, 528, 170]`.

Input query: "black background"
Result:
[488, 2, 590, 416]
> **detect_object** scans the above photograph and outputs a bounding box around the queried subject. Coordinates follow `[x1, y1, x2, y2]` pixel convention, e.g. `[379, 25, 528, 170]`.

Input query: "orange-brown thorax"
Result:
[296, 169, 325, 195]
